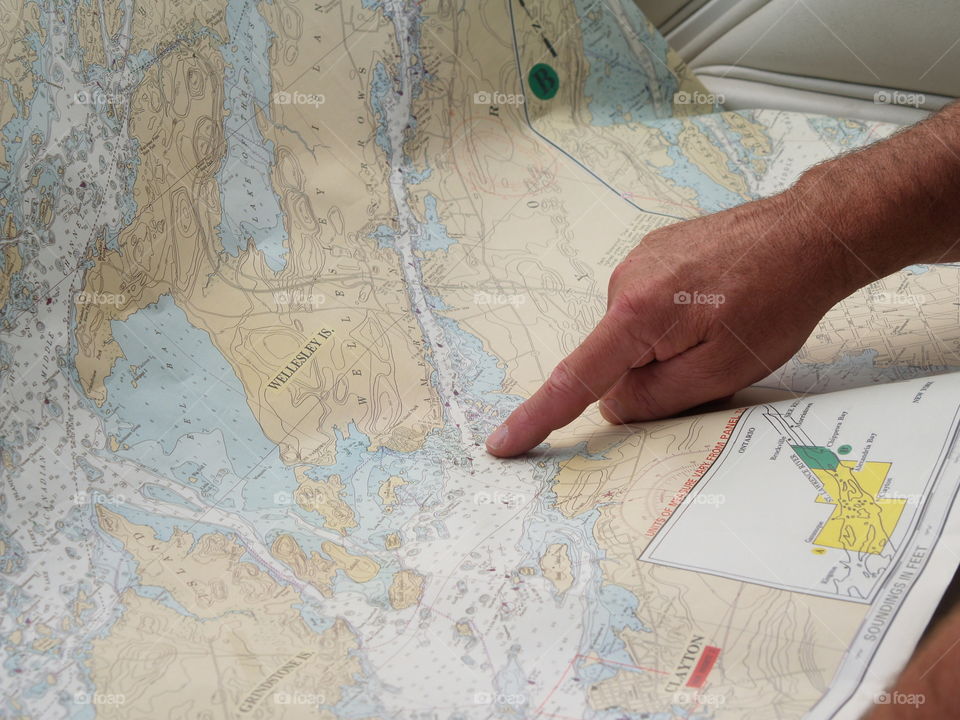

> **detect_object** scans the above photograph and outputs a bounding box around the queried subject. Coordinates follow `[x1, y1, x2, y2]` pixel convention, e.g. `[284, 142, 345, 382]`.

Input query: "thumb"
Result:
[598, 342, 747, 423]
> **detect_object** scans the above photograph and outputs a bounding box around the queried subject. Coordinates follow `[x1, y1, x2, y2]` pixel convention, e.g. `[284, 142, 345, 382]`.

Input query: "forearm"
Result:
[785, 100, 960, 295]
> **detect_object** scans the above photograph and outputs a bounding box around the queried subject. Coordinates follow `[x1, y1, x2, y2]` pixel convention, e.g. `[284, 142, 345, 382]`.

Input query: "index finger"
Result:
[485, 310, 650, 457]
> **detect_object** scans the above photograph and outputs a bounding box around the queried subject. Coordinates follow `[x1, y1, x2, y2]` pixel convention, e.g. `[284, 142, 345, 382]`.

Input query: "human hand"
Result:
[485, 191, 857, 457]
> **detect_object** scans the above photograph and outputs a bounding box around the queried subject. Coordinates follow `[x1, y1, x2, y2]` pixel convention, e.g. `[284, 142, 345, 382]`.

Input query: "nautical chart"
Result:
[2, 0, 960, 718]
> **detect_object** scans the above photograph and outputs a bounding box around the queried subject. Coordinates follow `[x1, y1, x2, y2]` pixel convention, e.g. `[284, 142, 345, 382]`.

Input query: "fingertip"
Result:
[486, 420, 551, 457]
[485, 423, 511, 456]
[599, 397, 626, 424]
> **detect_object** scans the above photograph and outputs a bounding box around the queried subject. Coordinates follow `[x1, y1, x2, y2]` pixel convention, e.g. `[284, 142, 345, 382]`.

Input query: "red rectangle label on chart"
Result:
[685, 646, 721, 688]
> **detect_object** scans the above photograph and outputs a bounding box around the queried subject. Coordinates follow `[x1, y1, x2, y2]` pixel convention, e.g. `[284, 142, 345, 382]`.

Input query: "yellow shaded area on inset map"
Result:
[793, 446, 907, 554]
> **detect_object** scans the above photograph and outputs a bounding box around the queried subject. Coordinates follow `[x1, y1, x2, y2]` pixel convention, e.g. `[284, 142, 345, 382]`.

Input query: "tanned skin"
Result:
[485, 101, 960, 718]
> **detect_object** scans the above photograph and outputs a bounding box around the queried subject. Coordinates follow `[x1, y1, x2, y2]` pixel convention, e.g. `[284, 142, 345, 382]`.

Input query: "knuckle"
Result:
[606, 293, 650, 350]
[609, 290, 698, 364]
[607, 261, 630, 295]
[606, 292, 640, 325]
[543, 362, 585, 403]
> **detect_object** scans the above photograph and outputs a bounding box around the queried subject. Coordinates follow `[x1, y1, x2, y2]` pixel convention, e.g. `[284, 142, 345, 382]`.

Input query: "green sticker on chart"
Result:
[528, 63, 559, 100]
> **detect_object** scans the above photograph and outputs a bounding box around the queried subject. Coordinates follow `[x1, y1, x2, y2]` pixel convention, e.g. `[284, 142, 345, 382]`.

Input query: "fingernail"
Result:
[486, 424, 509, 453]
[601, 397, 622, 422]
